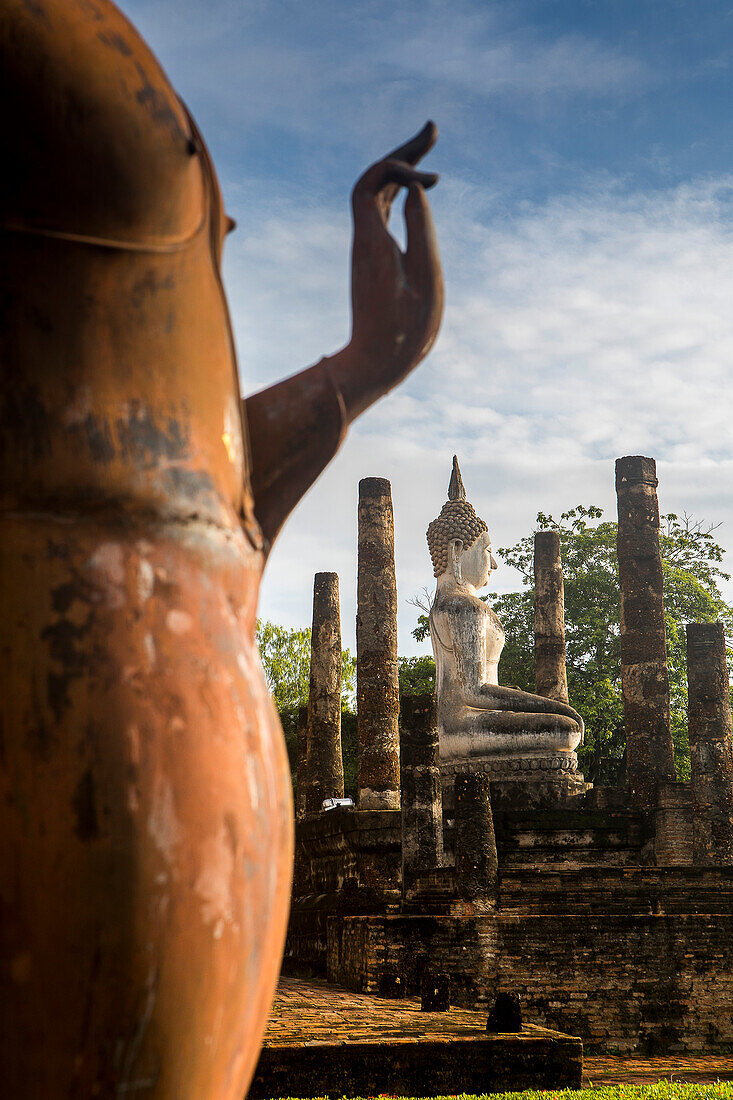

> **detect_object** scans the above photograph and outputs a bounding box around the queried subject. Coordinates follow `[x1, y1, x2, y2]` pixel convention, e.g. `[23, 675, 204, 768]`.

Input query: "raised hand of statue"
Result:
[245, 122, 443, 546]
[330, 121, 444, 421]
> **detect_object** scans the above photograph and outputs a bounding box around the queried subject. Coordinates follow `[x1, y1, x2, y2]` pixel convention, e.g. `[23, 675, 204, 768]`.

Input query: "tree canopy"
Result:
[256, 619, 356, 714]
[413, 505, 733, 786]
[398, 654, 437, 697]
[255, 619, 357, 793]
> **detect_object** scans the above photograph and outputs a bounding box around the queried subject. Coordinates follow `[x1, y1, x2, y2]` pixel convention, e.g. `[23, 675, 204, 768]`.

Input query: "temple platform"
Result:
[249, 975, 582, 1099]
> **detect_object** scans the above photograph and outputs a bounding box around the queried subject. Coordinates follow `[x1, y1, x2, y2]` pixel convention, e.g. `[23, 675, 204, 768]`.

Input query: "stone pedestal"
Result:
[442, 755, 588, 812]
[400, 694, 443, 899]
[305, 572, 344, 813]
[687, 622, 733, 865]
[357, 477, 400, 809]
[616, 455, 675, 808]
[534, 530, 569, 703]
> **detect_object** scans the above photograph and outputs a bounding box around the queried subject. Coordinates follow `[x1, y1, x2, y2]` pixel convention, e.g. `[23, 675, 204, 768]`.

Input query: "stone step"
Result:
[492, 808, 649, 868]
[499, 847, 645, 869]
[498, 868, 733, 915]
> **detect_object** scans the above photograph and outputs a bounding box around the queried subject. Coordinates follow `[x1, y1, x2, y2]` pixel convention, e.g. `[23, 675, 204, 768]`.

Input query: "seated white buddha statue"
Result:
[426, 458, 584, 784]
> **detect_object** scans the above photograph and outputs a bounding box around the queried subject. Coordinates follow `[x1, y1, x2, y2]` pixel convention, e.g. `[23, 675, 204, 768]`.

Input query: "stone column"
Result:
[357, 477, 400, 809]
[686, 623, 733, 865]
[400, 694, 443, 892]
[293, 703, 310, 892]
[305, 572, 343, 813]
[296, 704, 308, 820]
[454, 773, 498, 903]
[616, 456, 675, 807]
[533, 530, 569, 703]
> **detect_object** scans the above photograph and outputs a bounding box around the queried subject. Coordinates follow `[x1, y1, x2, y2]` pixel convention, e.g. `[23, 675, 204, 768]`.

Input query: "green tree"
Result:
[255, 620, 357, 792]
[256, 620, 311, 714]
[411, 506, 733, 786]
[398, 654, 436, 696]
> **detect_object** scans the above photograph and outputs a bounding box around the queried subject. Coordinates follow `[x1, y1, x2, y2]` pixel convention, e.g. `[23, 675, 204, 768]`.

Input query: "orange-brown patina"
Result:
[0, 2, 442, 1096]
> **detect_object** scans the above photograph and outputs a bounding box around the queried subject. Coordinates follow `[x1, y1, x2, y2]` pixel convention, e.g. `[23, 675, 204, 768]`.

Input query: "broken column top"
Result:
[534, 529, 561, 565]
[314, 570, 339, 596]
[615, 456, 658, 488]
[400, 694, 439, 767]
[359, 476, 391, 499]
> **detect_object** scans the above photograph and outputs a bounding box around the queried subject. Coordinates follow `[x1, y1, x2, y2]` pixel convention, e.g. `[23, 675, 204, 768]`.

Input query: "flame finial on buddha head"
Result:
[426, 456, 489, 578]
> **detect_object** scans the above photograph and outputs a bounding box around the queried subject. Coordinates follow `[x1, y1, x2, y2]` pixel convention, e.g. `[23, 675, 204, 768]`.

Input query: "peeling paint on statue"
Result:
[0, 2, 443, 1095]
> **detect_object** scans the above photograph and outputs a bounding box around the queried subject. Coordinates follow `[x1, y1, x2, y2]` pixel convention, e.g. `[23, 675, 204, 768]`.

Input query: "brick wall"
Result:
[327, 878, 733, 1052]
[291, 793, 731, 1052]
[295, 808, 401, 895]
[327, 914, 499, 1008]
[497, 911, 733, 1052]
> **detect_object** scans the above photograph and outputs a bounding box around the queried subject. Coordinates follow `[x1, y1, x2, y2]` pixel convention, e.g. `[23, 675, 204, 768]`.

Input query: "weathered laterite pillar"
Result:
[686, 623, 733, 865]
[305, 572, 344, 813]
[616, 456, 675, 807]
[357, 477, 400, 809]
[400, 694, 443, 894]
[454, 773, 498, 904]
[534, 530, 569, 703]
[293, 703, 310, 892]
[296, 704, 308, 820]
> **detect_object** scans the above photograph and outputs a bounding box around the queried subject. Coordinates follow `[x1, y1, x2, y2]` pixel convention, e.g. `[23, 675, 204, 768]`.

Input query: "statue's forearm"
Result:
[242, 338, 423, 550]
[472, 682, 584, 729]
[243, 125, 441, 552]
[243, 356, 347, 550]
[324, 342, 406, 424]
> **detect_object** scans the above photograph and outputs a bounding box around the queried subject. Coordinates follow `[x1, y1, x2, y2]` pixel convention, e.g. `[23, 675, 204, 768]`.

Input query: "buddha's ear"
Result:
[449, 538, 463, 583]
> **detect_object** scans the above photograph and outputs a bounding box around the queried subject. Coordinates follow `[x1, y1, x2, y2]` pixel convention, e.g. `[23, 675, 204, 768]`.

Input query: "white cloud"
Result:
[231, 173, 733, 656]
[120, 0, 647, 160]
[385, 21, 645, 99]
[112, 0, 733, 657]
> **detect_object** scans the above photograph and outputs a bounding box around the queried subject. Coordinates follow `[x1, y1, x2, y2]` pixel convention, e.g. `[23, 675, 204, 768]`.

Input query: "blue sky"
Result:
[121, 0, 733, 656]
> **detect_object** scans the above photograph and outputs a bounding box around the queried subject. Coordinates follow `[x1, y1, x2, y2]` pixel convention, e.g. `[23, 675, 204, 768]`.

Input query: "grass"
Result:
[437, 1087, 733, 1100]
[275, 1087, 733, 1100]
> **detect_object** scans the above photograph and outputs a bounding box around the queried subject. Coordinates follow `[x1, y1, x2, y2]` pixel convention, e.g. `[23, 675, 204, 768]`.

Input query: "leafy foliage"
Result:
[411, 505, 733, 786]
[256, 619, 357, 713]
[256, 620, 312, 714]
[255, 619, 357, 794]
[398, 654, 437, 697]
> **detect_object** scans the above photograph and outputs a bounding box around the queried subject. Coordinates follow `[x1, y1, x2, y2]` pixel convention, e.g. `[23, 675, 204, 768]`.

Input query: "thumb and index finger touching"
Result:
[352, 120, 440, 241]
[381, 119, 439, 206]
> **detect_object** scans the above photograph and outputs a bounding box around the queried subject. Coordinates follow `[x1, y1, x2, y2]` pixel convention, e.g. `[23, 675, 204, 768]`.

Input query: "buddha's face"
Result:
[458, 531, 497, 590]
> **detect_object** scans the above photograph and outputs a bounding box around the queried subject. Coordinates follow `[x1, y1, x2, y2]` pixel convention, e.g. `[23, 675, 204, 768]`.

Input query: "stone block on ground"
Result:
[421, 970, 451, 1012]
[488, 992, 523, 1033]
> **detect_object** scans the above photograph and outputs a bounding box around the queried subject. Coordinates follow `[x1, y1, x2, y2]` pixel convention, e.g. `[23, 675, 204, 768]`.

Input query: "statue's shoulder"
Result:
[433, 590, 486, 618]
[2, 0, 203, 246]
[435, 592, 504, 636]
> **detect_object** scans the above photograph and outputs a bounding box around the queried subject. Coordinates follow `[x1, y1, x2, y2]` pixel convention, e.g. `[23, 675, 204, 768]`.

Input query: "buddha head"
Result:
[426, 456, 498, 589]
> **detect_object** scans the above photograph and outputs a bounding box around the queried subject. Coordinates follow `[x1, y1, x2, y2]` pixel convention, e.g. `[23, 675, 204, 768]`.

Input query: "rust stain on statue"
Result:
[0, 0, 442, 1097]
